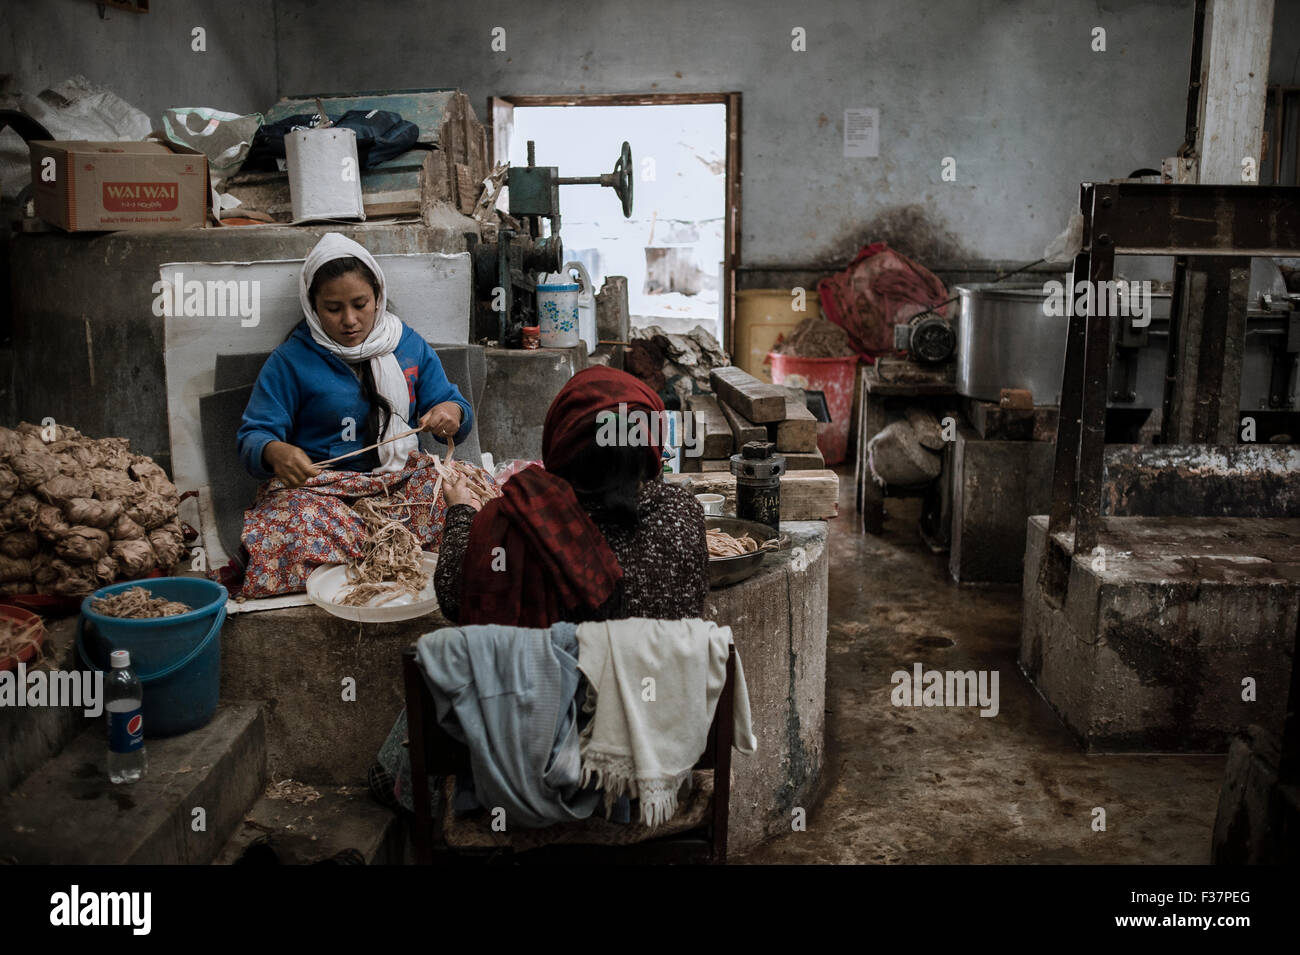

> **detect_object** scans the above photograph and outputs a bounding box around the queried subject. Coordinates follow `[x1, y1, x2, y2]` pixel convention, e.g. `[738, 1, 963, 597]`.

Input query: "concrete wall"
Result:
[274, 0, 1203, 270]
[1, 0, 277, 122]
[3, 0, 1293, 272]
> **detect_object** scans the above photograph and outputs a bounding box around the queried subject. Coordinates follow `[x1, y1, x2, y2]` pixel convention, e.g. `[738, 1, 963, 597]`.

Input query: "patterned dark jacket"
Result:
[435, 479, 709, 623]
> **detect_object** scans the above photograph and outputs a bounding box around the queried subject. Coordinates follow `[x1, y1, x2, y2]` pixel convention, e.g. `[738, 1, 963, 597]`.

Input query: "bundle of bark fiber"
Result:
[771, 317, 855, 358]
[628, 324, 730, 409]
[0, 423, 185, 597]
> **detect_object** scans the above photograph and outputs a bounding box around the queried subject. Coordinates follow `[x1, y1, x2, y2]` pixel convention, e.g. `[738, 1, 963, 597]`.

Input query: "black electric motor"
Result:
[893, 313, 957, 363]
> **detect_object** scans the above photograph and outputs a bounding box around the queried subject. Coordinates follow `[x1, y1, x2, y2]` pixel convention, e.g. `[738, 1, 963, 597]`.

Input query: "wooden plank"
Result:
[504, 93, 732, 107]
[863, 361, 957, 397]
[782, 449, 825, 471]
[439, 94, 461, 207]
[455, 163, 478, 214]
[770, 397, 817, 452]
[468, 109, 489, 184]
[719, 399, 765, 447]
[710, 366, 785, 422]
[457, 92, 473, 166]
[417, 151, 445, 218]
[363, 195, 420, 217]
[664, 470, 838, 521]
[685, 394, 734, 459]
[680, 457, 731, 473]
[967, 398, 1034, 441]
[489, 96, 514, 165]
[725, 91, 741, 356]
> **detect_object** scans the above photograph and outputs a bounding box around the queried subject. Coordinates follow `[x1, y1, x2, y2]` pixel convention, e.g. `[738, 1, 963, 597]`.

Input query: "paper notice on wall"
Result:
[844, 108, 880, 158]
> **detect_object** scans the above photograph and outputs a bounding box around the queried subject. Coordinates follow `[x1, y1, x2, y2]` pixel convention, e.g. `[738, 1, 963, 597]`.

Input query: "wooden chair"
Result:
[401, 644, 735, 864]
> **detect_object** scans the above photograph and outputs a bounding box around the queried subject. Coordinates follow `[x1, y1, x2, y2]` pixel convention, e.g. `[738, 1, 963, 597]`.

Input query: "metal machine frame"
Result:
[1046, 182, 1300, 555]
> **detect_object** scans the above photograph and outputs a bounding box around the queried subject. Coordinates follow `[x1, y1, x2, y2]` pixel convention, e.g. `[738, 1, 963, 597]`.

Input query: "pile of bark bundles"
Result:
[682, 366, 823, 473]
[0, 423, 185, 597]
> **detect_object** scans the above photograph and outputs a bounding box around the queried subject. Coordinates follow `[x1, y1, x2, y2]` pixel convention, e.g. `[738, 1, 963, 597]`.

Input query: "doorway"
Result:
[488, 93, 741, 349]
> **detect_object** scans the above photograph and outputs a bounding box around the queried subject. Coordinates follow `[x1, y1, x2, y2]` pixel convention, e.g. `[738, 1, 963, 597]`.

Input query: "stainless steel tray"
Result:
[706, 516, 787, 589]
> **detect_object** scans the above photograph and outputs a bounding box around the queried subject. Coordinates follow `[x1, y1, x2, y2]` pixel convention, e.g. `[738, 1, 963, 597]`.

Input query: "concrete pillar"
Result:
[1196, 0, 1274, 184]
[704, 521, 828, 853]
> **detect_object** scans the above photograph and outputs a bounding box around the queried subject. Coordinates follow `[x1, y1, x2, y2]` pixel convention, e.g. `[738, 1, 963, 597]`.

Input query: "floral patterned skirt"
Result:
[238, 450, 466, 598]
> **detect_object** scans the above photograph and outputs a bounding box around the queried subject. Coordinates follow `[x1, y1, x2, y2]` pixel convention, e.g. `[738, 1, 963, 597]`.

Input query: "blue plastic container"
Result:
[77, 577, 227, 738]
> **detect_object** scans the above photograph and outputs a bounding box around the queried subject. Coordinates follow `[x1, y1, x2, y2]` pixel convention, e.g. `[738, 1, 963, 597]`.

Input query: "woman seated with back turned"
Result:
[436, 365, 709, 625]
[370, 367, 709, 812]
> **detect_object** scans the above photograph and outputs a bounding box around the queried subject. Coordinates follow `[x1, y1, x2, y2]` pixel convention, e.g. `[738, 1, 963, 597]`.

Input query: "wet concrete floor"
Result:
[741, 470, 1225, 864]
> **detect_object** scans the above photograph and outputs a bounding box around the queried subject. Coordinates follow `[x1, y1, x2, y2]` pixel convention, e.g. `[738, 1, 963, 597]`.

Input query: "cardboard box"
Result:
[29, 140, 209, 232]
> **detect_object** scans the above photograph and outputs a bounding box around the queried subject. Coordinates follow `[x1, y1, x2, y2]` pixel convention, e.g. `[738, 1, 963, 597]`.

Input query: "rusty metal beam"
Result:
[1164, 257, 1250, 442]
[1160, 257, 1189, 444]
[1086, 182, 1300, 255]
[1046, 249, 1090, 535]
[1071, 244, 1115, 553]
[1102, 444, 1300, 516]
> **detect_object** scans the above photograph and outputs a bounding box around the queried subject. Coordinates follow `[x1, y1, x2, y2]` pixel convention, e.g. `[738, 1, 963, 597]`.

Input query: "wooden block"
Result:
[679, 457, 731, 473]
[710, 366, 786, 422]
[664, 470, 839, 521]
[782, 449, 825, 470]
[770, 398, 818, 452]
[685, 394, 734, 459]
[999, 388, 1033, 410]
[719, 399, 766, 447]
[969, 399, 1033, 441]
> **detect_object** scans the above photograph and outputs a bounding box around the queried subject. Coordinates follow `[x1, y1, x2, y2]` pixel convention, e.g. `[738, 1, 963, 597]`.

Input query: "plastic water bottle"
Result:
[106, 649, 146, 784]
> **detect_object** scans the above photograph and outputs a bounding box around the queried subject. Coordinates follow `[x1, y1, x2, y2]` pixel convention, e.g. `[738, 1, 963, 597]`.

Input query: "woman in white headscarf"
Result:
[238, 232, 471, 484]
[230, 233, 479, 599]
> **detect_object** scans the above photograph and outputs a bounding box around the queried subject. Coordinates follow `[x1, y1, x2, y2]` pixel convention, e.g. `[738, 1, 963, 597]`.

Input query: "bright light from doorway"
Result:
[509, 103, 726, 340]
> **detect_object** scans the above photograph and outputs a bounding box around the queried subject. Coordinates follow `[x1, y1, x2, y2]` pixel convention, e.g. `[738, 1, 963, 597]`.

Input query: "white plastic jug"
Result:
[565, 261, 598, 355]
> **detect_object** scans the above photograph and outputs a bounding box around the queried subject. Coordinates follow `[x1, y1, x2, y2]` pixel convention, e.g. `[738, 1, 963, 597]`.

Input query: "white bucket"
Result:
[536, 281, 580, 348]
[284, 127, 366, 224]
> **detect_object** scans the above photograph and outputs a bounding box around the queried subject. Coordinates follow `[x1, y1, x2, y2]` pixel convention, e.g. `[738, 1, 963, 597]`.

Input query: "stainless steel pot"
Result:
[956, 269, 1290, 412]
[954, 282, 1067, 404]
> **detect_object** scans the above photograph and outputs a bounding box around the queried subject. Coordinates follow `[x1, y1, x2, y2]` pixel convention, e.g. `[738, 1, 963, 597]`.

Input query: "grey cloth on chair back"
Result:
[416, 622, 600, 829]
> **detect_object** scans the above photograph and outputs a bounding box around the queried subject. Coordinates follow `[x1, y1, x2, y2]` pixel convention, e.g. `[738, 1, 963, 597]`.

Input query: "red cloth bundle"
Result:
[817, 242, 950, 362]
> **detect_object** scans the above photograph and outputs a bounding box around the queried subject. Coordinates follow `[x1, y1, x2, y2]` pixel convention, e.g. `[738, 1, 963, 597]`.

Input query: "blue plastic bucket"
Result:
[77, 577, 227, 738]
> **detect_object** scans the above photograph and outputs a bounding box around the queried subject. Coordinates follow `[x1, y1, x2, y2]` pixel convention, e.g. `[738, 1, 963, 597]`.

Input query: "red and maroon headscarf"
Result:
[458, 367, 666, 627]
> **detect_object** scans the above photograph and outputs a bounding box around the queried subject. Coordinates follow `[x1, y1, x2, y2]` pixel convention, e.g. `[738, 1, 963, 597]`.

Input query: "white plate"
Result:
[306, 553, 441, 623]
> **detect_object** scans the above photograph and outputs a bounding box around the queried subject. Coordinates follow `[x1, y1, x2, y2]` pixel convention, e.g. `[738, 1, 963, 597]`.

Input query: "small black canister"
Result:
[731, 440, 786, 531]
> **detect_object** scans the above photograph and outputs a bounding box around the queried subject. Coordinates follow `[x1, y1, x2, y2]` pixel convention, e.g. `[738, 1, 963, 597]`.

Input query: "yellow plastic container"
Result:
[734, 289, 821, 383]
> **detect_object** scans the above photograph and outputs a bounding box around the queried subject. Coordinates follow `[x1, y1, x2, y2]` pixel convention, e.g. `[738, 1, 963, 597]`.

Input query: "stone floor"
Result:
[740, 468, 1225, 864]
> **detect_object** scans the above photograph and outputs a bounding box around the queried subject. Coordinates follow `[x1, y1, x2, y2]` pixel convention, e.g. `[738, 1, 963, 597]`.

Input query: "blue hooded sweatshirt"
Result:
[237, 320, 473, 480]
